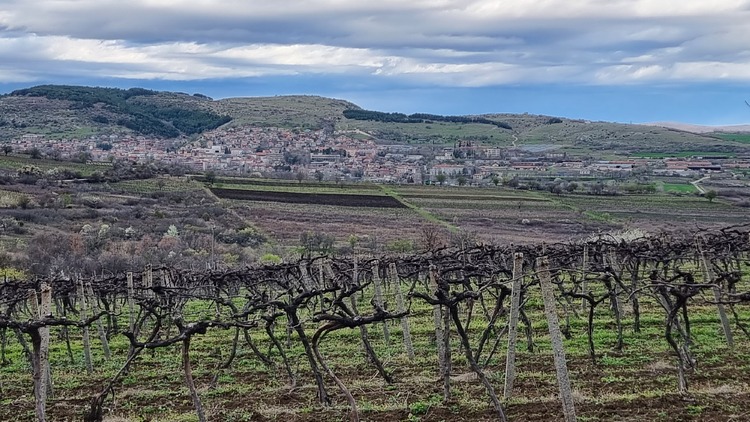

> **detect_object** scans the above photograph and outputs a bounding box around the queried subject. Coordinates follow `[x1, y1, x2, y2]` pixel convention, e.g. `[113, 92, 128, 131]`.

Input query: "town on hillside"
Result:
[8, 127, 750, 186]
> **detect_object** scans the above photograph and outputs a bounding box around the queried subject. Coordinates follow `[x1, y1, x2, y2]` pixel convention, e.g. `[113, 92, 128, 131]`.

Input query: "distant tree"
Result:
[299, 231, 334, 257]
[548, 182, 563, 196]
[705, 190, 718, 202]
[589, 181, 605, 195]
[457, 175, 468, 186]
[418, 225, 445, 252]
[2, 145, 12, 156]
[504, 176, 519, 188]
[436, 172, 447, 186]
[74, 151, 91, 163]
[29, 147, 41, 159]
[296, 171, 305, 183]
[314, 170, 324, 182]
[491, 175, 500, 186]
[386, 238, 414, 254]
[16, 195, 31, 209]
[204, 170, 216, 185]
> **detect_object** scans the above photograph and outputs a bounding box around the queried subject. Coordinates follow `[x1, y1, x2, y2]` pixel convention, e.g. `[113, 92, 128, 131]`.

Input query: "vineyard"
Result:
[2, 225, 750, 421]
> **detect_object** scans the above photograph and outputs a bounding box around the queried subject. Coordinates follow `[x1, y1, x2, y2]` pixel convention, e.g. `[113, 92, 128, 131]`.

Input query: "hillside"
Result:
[2, 84, 750, 155]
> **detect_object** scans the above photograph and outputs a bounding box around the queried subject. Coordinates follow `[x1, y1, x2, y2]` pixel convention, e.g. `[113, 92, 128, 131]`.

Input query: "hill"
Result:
[2, 84, 750, 155]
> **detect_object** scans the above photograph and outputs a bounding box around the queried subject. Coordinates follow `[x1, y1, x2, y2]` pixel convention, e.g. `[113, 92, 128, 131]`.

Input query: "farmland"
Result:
[210, 187, 406, 208]
[209, 178, 748, 247]
[1, 229, 750, 421]
[1, 159, 750, 421]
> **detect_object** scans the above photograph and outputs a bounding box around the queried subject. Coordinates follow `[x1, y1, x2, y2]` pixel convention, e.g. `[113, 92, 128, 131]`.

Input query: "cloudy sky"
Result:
[1, 0, 750, 124]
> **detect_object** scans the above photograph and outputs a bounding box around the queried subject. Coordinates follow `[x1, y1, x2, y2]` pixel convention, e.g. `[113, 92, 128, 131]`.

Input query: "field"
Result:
[210, 187, 405, 208]
[198, 178, 750, 248]
[0, 154, 106, 176]
[3, 301, 749, 421]
[1, 168, 750, 421]
[713, 133, 750, 144]
[2, 238, 750, 422]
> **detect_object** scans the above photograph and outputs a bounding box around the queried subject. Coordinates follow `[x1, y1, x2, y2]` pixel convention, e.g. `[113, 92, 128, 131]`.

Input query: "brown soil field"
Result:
[211, 187, 406, 208]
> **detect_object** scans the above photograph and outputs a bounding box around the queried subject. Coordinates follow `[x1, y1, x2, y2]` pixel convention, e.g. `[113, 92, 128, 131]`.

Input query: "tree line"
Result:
[343, 109, 512, 129]
[10, 85, 231, 138]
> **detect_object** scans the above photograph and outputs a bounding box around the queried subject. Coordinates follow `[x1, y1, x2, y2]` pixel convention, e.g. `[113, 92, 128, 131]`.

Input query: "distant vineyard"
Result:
[2, 225, 750, 421]
[210, 187, 406, 208]
[343, 109, 512, 129]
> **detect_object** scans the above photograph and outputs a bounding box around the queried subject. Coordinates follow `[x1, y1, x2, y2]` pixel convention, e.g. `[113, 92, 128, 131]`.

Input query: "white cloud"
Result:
[1, 0, 750, 86]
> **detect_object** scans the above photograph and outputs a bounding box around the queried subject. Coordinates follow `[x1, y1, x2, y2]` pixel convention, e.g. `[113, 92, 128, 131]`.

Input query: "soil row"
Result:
[210, 187, 406, 208]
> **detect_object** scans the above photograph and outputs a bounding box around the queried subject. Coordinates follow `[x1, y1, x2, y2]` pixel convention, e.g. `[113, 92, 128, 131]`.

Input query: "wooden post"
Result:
[429, 266, 451, 400]
[700, 249, 734, 348]
[298, 263, 313, 291]
[581, 244, 589, 311]
[86, 283, 111, 360]
[30, 284, 53, 422]
[372, 261, 390, 346]
[127, 272, 135, 334]
[538, 257, 576, 422]
[146, 265, 153, 292]
[78, 279, 93, 374]
[503, 252, 523, 399]
[389, 263, 414, 361]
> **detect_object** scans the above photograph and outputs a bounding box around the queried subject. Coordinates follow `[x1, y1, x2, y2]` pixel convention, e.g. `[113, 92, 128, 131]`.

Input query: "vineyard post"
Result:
[581, 244, 589, 311]
[346, 258, 369, 356]
[318, 261, 326, 314]
[629, 259, 642, 333]
[700, 249, 734, 348]
[503, 252, 523, 399]
[127, 272, 135, 334]
[29, 284, 53, 422]
[429, 266, 451, 401]
[146, 266, 153, 297]
[78, 278, 93, 374]
[603, 252, 624, 351]
[538, 257, 577, 422]
[389, 262, 414, 361]
[372, 261, 390, 347]
[85, 282, 111, 360]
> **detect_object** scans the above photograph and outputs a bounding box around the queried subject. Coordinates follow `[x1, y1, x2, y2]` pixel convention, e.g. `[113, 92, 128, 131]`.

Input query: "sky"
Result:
[1, 0, 750, 125]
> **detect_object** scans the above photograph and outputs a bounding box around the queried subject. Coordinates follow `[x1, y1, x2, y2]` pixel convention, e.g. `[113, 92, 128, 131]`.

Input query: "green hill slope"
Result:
[1, 84, 748, 155]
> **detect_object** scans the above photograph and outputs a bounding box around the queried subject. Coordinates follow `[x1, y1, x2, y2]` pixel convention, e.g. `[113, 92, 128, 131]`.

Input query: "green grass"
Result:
[713, 132, 750, 144]
[0, 154, 105, 176]
[1, 286, 749, 421]
[633, 151, 737, 158]
[661, 182, 697, 193]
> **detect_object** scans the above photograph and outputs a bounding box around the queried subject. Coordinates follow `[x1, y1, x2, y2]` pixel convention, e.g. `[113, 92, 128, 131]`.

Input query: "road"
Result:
[691, 175, 710, 194]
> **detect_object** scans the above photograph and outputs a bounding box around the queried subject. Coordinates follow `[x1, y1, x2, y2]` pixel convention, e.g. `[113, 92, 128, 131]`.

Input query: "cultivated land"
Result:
[1, 238, 749, 422]
[1, 85, 750, 421]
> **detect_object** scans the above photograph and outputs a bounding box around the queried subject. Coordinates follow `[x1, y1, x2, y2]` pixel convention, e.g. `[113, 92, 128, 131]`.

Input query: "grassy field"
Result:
[713, 133, 750, 144]
[1, 285, 748, 421]
[184, 178, 749, 247]
[633, 151, 737, 158]
[0, 154, 106, 176]
[661, 182, 698, 194]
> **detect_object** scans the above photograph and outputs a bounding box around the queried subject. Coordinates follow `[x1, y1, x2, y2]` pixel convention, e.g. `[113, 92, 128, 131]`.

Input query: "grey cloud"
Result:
[1, 0, 750, 85]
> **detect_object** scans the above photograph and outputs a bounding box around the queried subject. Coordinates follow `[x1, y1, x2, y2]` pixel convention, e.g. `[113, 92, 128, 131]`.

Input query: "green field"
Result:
[0, 154, 105, 176]
[714, 132, 750, 144]
[661, 182, 697, 193]
[1, 278, 748, 421]
[633, 151, 737, 158]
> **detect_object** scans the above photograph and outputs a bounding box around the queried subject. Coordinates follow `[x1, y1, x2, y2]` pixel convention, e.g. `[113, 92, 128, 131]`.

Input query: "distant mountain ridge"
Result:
[2, 84, 750, 155]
